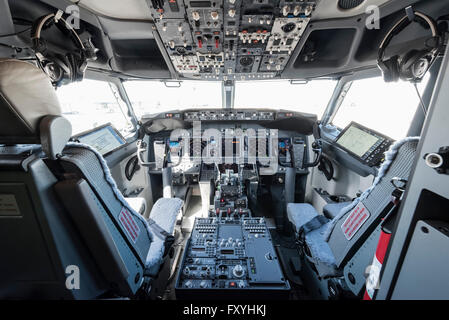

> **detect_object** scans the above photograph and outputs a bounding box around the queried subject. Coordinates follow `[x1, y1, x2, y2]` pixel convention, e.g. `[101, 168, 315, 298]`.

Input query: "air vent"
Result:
[337, 0, 365, 10]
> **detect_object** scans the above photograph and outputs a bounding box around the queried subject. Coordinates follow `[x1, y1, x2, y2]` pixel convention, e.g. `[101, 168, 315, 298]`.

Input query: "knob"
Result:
[168, 40, 175, 49]
[183, 266, 190, 275]
[211, 11, 219, 20]
[229, 0, 235, 3]
[293, 5, 301, 16]
[228, 9, 236, 17]
[192, 11, 200, 21]
[185, 280, 193, 288]
[282, 5, 290, 16]
[305, 5, 313, 16]
[232, 264, 245, 278]
[238, 280, 245, 288]
[200, 280, 208, 288]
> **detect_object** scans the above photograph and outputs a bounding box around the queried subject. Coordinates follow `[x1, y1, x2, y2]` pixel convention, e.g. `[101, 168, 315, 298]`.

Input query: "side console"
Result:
[175, 217, 290, 299]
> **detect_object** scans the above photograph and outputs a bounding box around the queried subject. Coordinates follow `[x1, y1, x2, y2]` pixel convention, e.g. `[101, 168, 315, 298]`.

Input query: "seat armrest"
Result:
[149, 198, 183, 235]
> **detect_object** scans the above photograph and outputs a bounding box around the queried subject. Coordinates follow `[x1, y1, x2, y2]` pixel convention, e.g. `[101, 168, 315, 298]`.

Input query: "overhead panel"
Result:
[146, 0, 320, 80]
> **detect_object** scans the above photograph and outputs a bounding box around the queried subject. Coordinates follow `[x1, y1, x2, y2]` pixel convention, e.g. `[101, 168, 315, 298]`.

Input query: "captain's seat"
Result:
[0, 59, 182, 299]
[287, 137, 419, 298]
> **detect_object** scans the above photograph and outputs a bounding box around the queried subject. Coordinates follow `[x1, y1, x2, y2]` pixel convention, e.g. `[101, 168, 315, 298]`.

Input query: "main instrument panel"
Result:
[148, 0, 319, 80]
[148, 129, 308, 176]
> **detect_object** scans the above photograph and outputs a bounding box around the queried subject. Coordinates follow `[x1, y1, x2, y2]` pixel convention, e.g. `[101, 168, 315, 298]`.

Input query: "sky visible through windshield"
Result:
[124, 80, 337, 118]
[56, 77, 429, 140]
[124, 81, 223, 117]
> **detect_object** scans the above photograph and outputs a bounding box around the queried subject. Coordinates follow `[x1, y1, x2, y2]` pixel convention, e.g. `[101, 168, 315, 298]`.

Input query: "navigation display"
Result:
[336, 125, 380, 157]
[77, 124, 126, 156]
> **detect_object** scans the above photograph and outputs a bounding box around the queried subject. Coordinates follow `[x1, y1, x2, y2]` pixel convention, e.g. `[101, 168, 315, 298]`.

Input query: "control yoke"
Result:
[303, 140, 322, 168]
[136, 140, 182, 168]
[136, 140, 155, 168]
[303, 122, 323, 168]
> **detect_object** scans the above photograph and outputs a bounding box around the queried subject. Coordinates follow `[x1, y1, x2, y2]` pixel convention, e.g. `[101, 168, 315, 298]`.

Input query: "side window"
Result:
[56, 79, 135, 136]
[332, 76, 429, 140]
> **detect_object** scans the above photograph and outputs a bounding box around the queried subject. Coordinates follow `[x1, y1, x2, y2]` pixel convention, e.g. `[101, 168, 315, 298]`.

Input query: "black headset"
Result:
[31, 10, 97, 87]
[377, 9, 442, 83]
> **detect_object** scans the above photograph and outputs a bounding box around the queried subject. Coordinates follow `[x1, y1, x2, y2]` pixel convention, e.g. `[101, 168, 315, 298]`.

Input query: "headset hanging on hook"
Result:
[31, 9, 98, 87]
[377, 6, 443, 83]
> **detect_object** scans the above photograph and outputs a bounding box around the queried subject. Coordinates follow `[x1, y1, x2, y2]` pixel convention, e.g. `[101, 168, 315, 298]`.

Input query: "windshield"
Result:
[124, 81, 222, 118]
[234, 80, 336, 117]
[56, 79, 134, 136]
[124, 79, 336, 119]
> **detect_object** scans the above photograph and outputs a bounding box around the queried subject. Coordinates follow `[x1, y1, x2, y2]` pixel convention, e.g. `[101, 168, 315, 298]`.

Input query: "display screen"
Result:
[336, 125, 381, 158]
[77, 125, 126, 156]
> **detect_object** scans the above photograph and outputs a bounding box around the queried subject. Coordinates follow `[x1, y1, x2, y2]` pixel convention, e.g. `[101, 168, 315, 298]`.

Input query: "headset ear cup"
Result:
[52, 55, 72, 86]
[65, 54, 75, 82]
[377, 59, 391, 82]
[400, 50, 431, 82]
[379, 56, 400, 82]
[38, 56, 65, 86]
[65, 53, 84, 82]
[388, 55, 400, 82]
[399, 50, 422, 81]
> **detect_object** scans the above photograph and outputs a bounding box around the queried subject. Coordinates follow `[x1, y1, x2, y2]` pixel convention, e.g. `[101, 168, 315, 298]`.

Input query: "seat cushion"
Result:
[323, 201, 352, 220]
[287, 203, 327, 234]
[125, 197, 146, 215]
[145, 198, 183, 274]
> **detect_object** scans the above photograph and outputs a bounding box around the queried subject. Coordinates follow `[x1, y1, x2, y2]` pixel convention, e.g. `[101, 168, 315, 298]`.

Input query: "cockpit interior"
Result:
[1, 0, 449, 303]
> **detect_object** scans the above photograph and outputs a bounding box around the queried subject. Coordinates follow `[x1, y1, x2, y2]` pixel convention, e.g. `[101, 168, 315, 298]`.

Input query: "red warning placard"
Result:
[341, 203, 370, 241]
[119, 207, 141, 243]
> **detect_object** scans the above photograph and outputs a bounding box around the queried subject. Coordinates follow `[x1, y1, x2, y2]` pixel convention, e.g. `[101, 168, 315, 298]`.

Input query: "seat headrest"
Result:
[0, 59, 72, 159]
